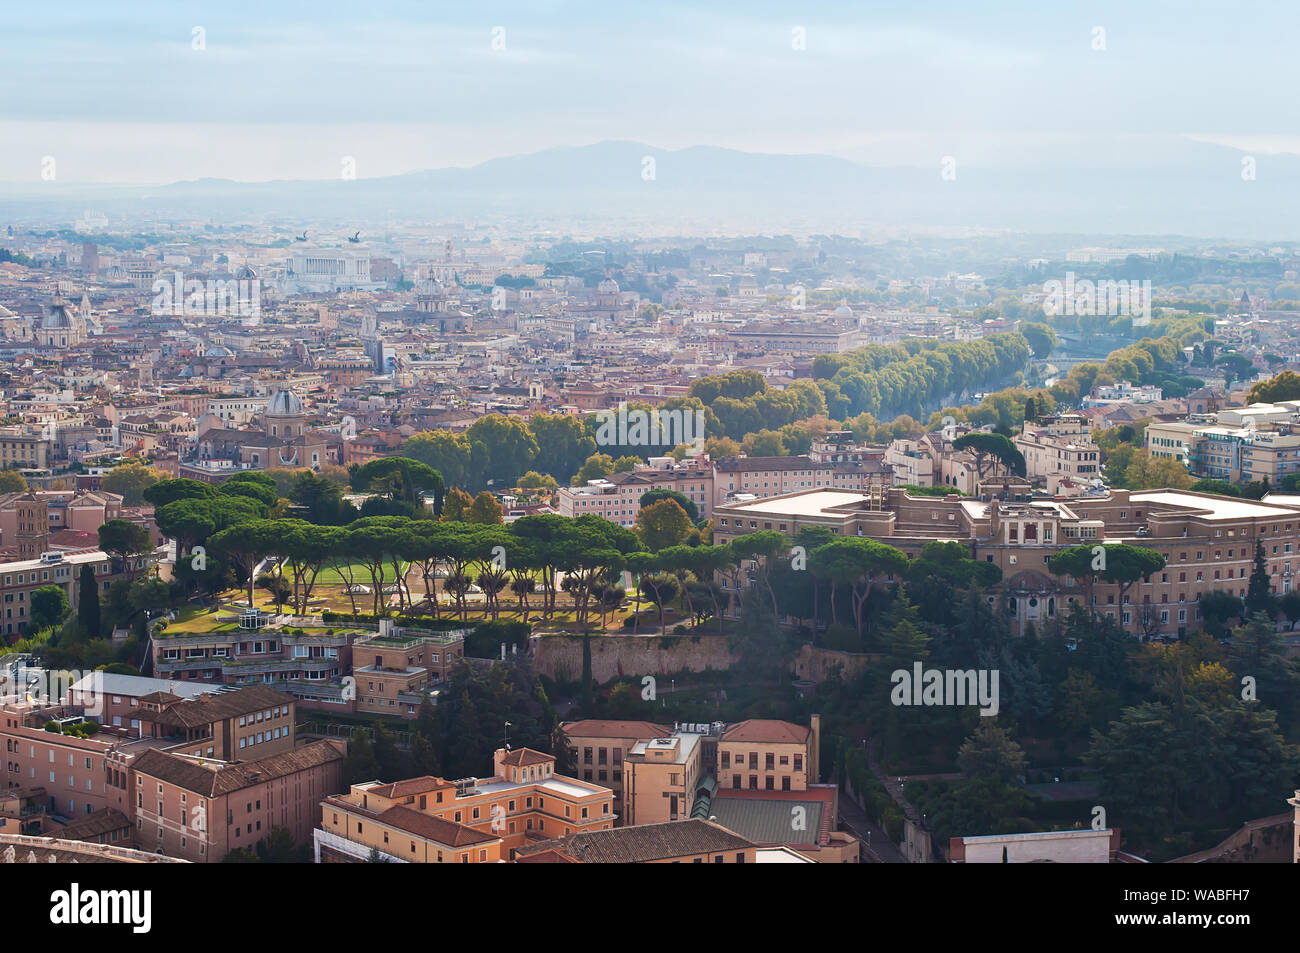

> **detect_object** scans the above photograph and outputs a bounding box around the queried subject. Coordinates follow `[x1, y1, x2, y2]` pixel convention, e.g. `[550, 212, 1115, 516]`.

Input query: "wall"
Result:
[530, 634, 739, 684]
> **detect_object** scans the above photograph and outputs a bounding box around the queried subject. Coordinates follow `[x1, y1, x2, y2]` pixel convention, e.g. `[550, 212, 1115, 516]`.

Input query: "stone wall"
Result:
[530, 633, 740, 685]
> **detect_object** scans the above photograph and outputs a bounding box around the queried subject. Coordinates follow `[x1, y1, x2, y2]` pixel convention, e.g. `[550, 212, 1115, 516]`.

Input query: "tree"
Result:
[209, 520, 281, 607]
[101, 462, 163, 506]
[639, 488, 699, 523]
[952, 432, 1026, 479]
[143, 478, 217, 508]
[0, 470, 27, 492]
[1214, 351, 1255, 387]
[288, 469, 357, 525]
[1019, 321, 1058, 359]
[467, 491, 504, 525]
[353, 457, 445, 515]
[343, 730, 378, 785]
[809, 537, 908, 638]
[574, 453, 616, 484]
[634, 499, 693, 551]
[97, 519, 153, 580]
[957, 720, 1028, 784]
[1189, 478, 1240, 497]
[31, 586, 69, 631]
[1198, 590, 1243, 637]
[517, 471, 557, 492]
[78, 563, 101, 638]
[1245, 540, 1275, 615]
[441, 488, 474, 522]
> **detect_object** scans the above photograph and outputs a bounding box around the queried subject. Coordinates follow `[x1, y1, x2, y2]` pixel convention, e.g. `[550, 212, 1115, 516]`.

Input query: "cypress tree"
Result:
[78, 563, 101, 637]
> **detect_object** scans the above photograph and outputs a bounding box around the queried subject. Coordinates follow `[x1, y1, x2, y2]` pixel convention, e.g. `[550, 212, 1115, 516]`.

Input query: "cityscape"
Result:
[0, 0, 1290, 932]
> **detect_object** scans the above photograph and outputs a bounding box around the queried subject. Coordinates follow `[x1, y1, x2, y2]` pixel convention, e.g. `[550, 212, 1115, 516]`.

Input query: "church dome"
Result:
[42, 302, 75, 329]
[597, 277, 620, 295]
[266, 389, 304, 417]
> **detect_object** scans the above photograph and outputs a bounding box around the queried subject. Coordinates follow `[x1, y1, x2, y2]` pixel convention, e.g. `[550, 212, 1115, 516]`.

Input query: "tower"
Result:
[14, 495, 49, 560]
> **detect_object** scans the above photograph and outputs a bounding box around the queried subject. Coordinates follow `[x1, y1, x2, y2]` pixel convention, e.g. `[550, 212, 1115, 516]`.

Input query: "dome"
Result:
[833, 299, 854, 318]
[597, 277, 620, 295]
[235, 262, 257, 280]
[265, 389, 304, 417]
[42, 303, 74, 329]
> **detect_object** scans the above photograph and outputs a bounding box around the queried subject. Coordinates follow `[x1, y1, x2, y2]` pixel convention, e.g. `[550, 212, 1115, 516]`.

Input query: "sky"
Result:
[2, 0, 1298, 184]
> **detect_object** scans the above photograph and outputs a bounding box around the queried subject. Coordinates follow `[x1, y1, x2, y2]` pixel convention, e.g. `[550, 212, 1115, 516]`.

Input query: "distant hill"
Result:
[5, 138, 1300, 238]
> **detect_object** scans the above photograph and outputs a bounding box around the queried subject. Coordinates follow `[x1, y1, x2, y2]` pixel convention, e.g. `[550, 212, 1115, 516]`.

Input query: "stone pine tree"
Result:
[1246, 540, 1274, 616]
[78, 563, 101, 638]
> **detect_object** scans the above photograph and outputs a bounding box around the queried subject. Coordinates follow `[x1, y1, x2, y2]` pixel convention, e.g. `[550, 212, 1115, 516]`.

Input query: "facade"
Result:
[556, 457, 714, 525]
[561, 719, 671, 821]
[622, 732, 706, 826]
[712, 484, 1300, 638]
[130, 739, 344, 862]
[1014, 425, 1100, 486]
[316, 747, 614, 862]
[0, 551, 121, 638]
[718, 718, 817, 794]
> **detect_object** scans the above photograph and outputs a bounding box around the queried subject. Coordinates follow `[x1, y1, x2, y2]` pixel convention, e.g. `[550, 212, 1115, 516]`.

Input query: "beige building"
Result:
[316, 747, 614, 862]
[713, 483, 1300, 639]
[718, 718, 817, 794]
[623, 733, 706, 826]
[562, 719, 671, 820]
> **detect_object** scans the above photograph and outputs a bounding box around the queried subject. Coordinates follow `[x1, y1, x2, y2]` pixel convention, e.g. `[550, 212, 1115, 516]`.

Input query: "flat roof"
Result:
[1133, 490, 1300, 521]
[721, 490, 869, 518]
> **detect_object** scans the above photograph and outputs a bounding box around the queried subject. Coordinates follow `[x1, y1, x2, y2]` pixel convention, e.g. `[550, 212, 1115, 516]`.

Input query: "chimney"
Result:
[809, 713, 821, 784]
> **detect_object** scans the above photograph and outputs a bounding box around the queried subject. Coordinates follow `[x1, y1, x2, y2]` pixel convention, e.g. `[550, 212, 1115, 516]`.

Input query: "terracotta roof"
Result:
[721, 719, 810, 744]
[55, 808, 131, 841]
[497, 747, 552, 767]
[131, 740, 343, 797]
[134, 684, 289, 730]
[514, 819, 754, 863]
[514, 847, 578, 863]
[561, 720, 673, 740]
[320, 797, 498, 849]
[367, 776, 448, 799]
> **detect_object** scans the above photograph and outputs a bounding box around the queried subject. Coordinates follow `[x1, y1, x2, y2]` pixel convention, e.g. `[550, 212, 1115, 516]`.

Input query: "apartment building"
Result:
[0, 550, 119, 638]
[153, 623, 349, 688]
[561, 719, 671, 821]
[130, 739, 344, 862]
[315, 747, 614, 862]
[715, 453, 890, 506]
[1013, 425, 1100, 487]
[556, 457, 714, 525]
[0, 430, 50, 470]
[712, 483, 1300, 638]
[3, 684, 336, 861]
[0, 489, 124, 547]
[350, 623, 465, 717]
[131, 684, 299, 761]
[623, 732, 706, 826]
[718, 718, 818, 794]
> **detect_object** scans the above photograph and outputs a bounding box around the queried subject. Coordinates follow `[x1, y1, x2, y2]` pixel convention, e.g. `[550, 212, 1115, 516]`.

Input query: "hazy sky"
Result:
[3, 0, 1297, 183]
